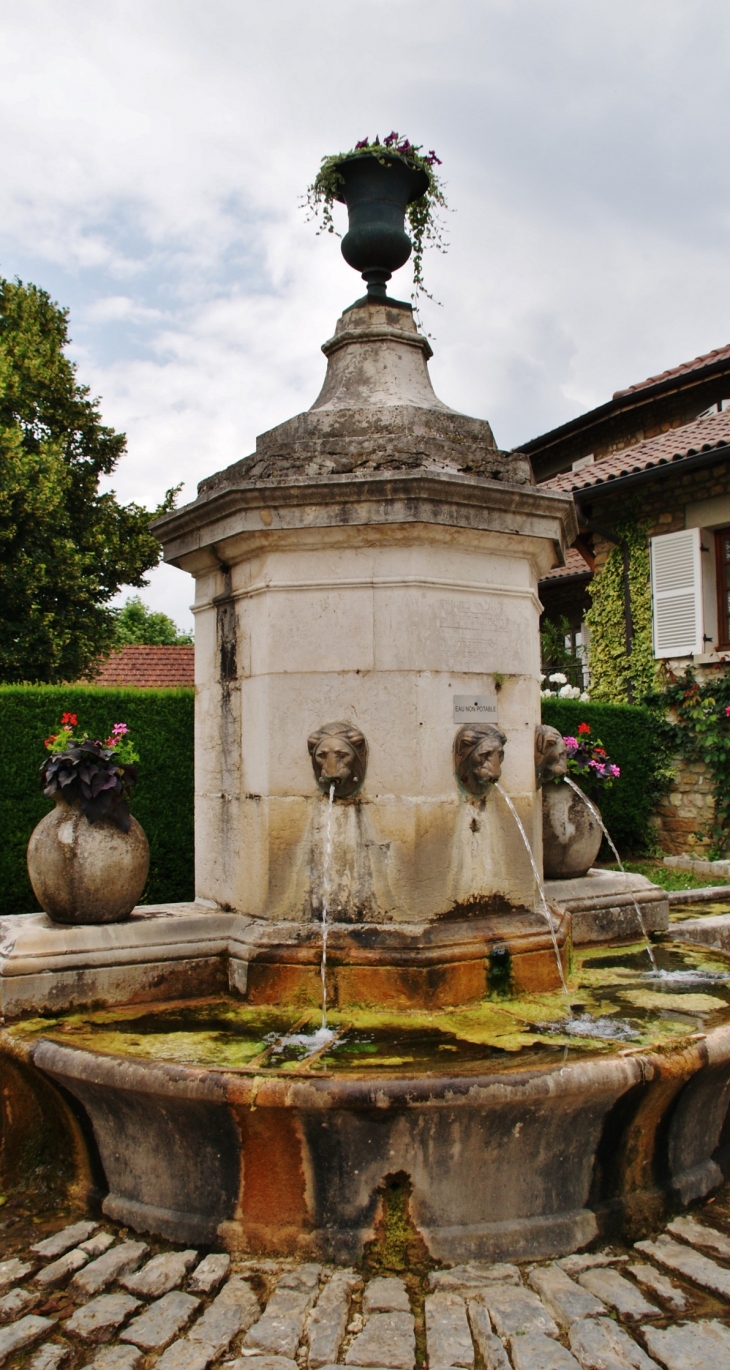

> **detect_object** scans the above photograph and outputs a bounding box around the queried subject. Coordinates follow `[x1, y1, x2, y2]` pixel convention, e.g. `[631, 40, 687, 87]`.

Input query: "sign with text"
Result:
[453, 693, 499, 725]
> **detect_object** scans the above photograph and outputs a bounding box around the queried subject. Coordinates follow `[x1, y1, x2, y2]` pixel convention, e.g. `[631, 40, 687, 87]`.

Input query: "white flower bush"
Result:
[540, 671, 590, 702]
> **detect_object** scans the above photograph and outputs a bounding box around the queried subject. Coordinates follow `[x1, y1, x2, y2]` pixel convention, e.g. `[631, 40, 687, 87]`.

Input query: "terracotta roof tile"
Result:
[90, 644, 194, 689]
[540, 547, 593, 582]
[613, 342, 730, 397]
[545, 406, 730, 495]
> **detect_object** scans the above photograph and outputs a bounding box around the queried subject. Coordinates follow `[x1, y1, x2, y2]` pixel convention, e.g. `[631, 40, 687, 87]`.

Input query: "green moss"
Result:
[8, 941, 730, 1075]
[361, 1171, 435, 1277]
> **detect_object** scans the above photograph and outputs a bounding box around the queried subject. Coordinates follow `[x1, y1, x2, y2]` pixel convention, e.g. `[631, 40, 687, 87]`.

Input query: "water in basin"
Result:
[9, 939, 730, 1078]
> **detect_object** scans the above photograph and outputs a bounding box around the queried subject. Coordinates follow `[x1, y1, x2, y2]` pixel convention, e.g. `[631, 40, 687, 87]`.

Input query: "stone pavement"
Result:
[4, 1191, 730, 1370]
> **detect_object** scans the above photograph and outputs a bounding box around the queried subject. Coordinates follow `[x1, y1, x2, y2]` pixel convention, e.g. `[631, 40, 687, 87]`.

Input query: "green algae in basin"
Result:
[10, 941, 730, 1076]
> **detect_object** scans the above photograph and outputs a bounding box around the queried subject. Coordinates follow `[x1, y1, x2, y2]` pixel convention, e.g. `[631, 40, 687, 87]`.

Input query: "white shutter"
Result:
[650, 528, 704, 658]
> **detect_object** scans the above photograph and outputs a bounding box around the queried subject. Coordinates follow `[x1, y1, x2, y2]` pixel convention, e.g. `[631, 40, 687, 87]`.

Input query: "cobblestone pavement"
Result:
[5, 1188, 730, 1370]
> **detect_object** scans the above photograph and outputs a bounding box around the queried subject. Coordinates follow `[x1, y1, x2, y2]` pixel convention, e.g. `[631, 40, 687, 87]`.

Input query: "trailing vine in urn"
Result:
[584, 522, 656, 704]
[304, 132, 448, 306]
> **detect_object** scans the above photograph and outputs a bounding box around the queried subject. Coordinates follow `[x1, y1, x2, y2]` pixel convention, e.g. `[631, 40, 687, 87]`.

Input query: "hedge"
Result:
[542, 698, 672, 856]
[0, 685, 194, 916]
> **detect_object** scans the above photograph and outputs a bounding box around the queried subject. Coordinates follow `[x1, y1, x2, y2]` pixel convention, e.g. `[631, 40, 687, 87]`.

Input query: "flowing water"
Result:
[320, 782, 336, 1030]
[494, 782, 571, 1003]
[267, 782, 338, 1062]
[563, 776, 659, 972]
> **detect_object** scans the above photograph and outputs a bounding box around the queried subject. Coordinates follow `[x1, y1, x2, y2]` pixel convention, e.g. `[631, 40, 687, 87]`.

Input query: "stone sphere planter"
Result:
[27, 799, 150, 925]
[336, 153, 429, 298]
[542, 779, 603, 879]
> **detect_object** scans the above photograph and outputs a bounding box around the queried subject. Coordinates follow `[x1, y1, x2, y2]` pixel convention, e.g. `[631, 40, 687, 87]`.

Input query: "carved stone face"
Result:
[535, 724, 568, 788]
[308, 721, 368, 799]
[454, 724, 506, 797]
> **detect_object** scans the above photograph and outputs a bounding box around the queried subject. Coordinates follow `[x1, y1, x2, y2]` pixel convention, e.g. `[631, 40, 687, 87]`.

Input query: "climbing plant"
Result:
[650, 665, 730, 855]
[584, 522, 656, 704]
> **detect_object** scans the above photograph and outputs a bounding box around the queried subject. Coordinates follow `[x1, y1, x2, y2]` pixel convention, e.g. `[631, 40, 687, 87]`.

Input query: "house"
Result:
[89, 644, 194, 688]
[525, 343, 730, 852]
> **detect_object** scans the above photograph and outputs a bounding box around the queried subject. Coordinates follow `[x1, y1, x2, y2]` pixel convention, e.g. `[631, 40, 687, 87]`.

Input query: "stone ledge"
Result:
[543, 869, 669, 946]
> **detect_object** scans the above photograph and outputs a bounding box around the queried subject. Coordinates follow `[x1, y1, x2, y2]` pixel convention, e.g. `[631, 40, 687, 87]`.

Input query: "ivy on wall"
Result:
[650, 666, 730, 856]
[584, 522, 657, 704]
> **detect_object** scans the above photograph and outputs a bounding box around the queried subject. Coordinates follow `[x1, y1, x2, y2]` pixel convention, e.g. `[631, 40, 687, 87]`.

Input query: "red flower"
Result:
[725, 705, 730, 717]
[61, 713, 77, 727]
[578, 723, 591, 735]
[44, 735, 57, 748]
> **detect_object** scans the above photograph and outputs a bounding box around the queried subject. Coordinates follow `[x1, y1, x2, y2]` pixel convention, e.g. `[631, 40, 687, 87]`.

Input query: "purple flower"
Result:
[609, 764, 621, 778]
[355, 138, 369, 150]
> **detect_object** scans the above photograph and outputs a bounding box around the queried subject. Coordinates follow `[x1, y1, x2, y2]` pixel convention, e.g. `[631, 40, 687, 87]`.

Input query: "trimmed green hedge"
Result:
[542, 699, 672, 856]
[0, 685, 194, 915]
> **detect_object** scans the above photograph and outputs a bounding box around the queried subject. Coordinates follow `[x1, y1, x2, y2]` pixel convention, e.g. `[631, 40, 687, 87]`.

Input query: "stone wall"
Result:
[652, 754, 716, 855]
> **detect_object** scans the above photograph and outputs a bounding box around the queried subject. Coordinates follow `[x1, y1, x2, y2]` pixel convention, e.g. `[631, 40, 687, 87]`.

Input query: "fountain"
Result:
[3, 147, 730, 1264]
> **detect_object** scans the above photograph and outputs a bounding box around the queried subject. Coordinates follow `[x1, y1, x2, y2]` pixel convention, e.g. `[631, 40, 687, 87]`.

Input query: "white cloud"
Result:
[2, 0, 730, 629]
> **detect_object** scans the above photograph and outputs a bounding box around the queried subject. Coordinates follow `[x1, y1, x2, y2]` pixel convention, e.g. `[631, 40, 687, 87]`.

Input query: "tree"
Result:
[115, 596, 192, 646]
[0, 277, 177, 683]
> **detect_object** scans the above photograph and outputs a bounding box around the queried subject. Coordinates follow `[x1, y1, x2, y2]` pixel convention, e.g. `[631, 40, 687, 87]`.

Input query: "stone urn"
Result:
[336, 153, 429, 298]
[542, 780, 603, 880]
[27, 798, 150, 924]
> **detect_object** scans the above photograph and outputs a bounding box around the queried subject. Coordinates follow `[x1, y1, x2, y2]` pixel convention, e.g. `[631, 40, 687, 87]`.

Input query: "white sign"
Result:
[453, 693, 499, 725]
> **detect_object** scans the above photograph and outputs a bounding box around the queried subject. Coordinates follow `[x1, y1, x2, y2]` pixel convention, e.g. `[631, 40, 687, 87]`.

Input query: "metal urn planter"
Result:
[336, 152, 429, 298]
[27, 798, 150, 925]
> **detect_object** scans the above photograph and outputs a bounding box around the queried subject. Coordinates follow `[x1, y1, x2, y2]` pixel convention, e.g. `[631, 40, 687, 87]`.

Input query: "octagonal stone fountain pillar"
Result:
[154, 298, 577, 1002]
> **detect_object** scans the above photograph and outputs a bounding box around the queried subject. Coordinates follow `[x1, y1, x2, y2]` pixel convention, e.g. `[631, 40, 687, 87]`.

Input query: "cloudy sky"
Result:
[2, 0, 729, 631]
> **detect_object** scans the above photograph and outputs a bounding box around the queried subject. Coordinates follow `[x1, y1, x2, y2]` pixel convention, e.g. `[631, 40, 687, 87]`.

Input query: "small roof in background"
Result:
[540, 547, 593, 581]
[546, 405, 730, 495]
[613, 342, 730, 398]
[89, 644, 194, 688]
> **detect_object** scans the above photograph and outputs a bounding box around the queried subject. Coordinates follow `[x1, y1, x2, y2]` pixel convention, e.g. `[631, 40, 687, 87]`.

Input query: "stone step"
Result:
[577, 1268, 660, 1321]
[424, 1291, 474, 1370]
[635, 1236, 730, 1300]
[528, 1266, 606, 1327]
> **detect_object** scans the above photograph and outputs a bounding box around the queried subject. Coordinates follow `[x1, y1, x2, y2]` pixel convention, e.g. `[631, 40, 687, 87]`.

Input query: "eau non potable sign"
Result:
[452, 693, 499, 725]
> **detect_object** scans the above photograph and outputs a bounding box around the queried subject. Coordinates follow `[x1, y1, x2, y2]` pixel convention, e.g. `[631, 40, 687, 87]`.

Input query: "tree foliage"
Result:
[115, 596, 192, 646]
[0, 277, 176, 683]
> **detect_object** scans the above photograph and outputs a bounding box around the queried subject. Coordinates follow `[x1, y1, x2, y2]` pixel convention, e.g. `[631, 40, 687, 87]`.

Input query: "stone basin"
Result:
[7, 940, 730, 1265]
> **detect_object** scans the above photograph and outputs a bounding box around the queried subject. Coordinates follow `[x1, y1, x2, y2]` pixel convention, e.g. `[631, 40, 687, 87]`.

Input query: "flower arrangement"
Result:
[305, 131, 448, 305]
[540, 672, 590, 702]
[560, 722, 620, 791]
[40, 714, 139, 831]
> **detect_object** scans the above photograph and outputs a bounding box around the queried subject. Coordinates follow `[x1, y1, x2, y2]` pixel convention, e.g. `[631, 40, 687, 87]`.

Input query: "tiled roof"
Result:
[613, 343, 730, 398]
[90, 644, 194, 688]
[540, 547, 593, 581]
[545, 406, 730, 495]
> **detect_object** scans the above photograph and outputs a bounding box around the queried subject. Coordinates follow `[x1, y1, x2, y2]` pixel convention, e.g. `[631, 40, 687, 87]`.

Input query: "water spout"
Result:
[320, 781, 336, 1029]
[563, 777, 658, 972]
[495, 783, 571, 1002]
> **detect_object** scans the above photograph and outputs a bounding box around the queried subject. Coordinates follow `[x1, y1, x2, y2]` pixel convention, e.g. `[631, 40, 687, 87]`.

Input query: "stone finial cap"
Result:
[312, 300, 443, 413]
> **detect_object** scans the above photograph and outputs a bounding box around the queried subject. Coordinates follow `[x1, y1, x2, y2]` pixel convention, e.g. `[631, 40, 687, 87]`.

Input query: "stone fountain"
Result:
[2, 153, 730, 1265]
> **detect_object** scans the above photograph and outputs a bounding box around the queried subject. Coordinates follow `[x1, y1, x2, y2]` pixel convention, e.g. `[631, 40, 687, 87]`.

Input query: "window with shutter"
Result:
[715, 527, 730, 648]
[650, 528, 704, 658]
